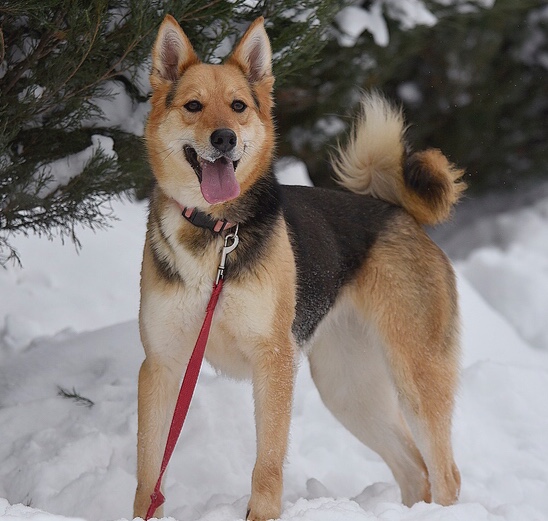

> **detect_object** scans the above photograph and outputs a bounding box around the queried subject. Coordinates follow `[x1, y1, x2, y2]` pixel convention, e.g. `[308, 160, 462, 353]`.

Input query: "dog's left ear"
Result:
[228, 17, 272, 85]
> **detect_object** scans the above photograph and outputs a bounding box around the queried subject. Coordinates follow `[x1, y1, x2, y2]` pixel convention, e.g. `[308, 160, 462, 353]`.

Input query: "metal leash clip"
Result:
[216, 224, 239, 284]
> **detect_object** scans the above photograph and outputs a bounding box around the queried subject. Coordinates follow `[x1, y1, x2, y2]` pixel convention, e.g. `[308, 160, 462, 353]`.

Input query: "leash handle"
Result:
[145, 278, 224, 520]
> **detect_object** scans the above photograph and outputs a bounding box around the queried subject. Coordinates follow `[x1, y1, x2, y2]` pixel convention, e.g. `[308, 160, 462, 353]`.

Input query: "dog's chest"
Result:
[156, 249, 278, 379]
[157, 279, 275, 379]
[206, 279, 278, 375]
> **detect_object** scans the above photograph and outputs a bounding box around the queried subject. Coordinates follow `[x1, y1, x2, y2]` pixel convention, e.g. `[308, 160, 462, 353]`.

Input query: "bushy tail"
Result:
[332, 93, 466, 225]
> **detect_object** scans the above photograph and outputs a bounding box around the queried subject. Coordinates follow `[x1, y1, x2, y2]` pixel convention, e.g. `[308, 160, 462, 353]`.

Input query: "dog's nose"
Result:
[210, 128, 237, 153]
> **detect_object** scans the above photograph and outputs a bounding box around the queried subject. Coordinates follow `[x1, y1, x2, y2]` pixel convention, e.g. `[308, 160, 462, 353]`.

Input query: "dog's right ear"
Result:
[151, 15, 199, 88]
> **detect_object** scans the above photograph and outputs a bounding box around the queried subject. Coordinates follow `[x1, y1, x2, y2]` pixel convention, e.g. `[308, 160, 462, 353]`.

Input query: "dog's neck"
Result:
[176, 203, 237, 233]
[152, 170, 281, 281]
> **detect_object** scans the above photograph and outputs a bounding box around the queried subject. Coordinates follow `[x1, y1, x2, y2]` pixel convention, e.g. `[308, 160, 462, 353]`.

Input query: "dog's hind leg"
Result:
[351, 225, 461, 506]
[308, 301, 431, 506]
[371, 315, 461, 506]
[371, 308, 461, 506]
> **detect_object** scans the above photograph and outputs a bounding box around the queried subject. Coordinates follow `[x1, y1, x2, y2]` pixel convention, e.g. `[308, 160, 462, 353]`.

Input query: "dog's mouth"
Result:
[184, 146, 240, 204]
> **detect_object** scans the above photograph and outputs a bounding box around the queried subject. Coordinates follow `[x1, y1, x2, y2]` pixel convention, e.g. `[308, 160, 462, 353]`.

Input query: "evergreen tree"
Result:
[381, 0, 548, 193]
[0, 0, 340, 264]
[2, 0, 546, 265]
[277, 0, 547, 192]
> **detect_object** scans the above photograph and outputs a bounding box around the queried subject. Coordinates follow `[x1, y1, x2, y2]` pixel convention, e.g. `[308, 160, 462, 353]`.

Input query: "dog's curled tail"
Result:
[332, 93, 466, 225]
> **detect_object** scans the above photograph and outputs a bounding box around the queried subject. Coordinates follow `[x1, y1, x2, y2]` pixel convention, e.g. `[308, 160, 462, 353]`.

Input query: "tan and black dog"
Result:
[135, 15, 465, 521]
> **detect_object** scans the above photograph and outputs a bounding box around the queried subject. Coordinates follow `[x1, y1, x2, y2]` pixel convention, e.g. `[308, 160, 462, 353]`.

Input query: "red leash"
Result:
[145, 229, 239, 520]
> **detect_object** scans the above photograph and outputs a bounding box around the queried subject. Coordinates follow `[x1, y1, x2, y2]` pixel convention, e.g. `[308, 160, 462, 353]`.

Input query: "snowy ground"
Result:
[1, 171, 548, 521]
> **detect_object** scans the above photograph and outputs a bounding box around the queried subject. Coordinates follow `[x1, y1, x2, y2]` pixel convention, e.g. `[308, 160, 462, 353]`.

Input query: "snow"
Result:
[1, 170, 548, 521]
[0, 200, 147, 354]
[452, 195, 548, 351]
[336, 4, 389, 47]
[274, 159, 313, 187]
[82, 81, 150, 137]
[519, 6, 548, 70]
[335, 0, 498, 48]
[396, 82, 422, 105]
[385, 0, 437, 31]
[35, 135, 117, 198]
[335, 0, 439, 48]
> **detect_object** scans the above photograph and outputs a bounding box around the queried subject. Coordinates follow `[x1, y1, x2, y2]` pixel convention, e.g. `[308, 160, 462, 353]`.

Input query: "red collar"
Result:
[177, 203, 237, 233]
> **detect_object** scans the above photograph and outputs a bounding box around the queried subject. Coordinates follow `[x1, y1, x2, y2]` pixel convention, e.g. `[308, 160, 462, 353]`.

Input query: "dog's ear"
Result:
[151, 15, 199, 88]
[228, 17, 272, 85]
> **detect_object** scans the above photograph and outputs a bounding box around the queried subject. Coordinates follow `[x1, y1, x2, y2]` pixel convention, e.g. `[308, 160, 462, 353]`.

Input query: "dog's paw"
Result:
[246, 500, 280, 521]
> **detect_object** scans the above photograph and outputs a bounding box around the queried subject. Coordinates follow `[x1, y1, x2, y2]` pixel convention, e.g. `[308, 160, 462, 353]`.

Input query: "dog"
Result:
[134, 15, 465, 521]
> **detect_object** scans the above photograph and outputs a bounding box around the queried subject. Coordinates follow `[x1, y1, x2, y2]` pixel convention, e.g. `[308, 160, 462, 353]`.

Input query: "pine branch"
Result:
[57, 386, 95, 408]
[0, 0, 343, 265]
[2, 7, 67, 94]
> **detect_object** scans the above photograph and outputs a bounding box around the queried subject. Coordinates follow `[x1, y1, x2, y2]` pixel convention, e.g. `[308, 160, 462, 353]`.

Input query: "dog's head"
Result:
[146, 16, 275, 209]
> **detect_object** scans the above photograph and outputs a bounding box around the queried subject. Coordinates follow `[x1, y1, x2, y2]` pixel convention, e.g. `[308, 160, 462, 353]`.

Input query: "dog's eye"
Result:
[231, 100, 247, 113]
[184, 100, 203, 113]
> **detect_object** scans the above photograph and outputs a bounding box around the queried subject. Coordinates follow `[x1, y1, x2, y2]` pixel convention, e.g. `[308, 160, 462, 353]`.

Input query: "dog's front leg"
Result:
[247, 339, 295, 521]
[134, 354, 183, 519]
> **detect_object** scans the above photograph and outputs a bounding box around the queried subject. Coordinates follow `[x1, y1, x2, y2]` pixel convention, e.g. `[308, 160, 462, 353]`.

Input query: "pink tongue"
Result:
[200, 157, 240, 204]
